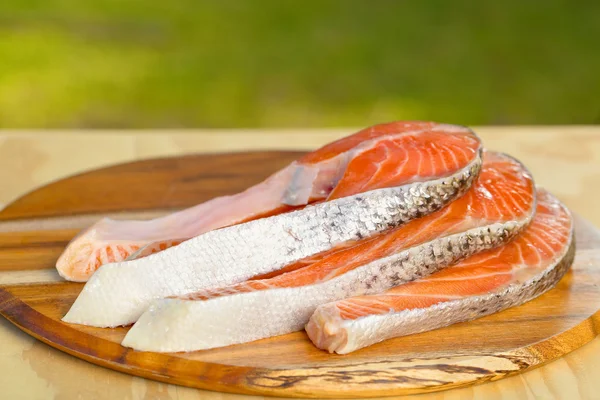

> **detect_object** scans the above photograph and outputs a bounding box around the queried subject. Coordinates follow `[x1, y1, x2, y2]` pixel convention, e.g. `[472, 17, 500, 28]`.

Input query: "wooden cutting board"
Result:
[0, 151, 599, 399]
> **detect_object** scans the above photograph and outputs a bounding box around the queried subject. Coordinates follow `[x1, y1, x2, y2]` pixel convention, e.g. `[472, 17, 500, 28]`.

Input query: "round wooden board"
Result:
[0, 151, 599, 399]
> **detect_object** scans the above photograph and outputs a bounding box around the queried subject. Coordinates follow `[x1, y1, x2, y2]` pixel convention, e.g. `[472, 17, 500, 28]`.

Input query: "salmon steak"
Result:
[63, 122, 483, 327]
[121, 151, 536, 352]
[57, 121, 482, 282]
[306, 189, 574, 354]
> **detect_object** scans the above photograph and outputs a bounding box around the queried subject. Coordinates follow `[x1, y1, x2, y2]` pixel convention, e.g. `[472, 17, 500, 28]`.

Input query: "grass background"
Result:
[0, 1, 599, 128]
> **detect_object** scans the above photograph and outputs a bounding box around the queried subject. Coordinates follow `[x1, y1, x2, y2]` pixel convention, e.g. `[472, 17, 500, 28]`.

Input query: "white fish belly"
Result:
[63, 158, 481, 327]
[122, 219, 524, 352]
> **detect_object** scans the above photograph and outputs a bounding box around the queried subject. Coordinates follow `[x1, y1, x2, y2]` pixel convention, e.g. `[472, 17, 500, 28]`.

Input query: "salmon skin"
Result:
[57, 121, 482, 282]
[120, 152, 535, 352]
[63, 122, 483, 327]
[306, 189, 573, 354]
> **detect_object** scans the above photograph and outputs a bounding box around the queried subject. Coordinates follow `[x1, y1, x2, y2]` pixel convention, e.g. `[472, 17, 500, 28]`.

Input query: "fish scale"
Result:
[58, 121, 481, 282]
[63, 155, 482, 327]
[122, 222, 524, 352]
[120, 152, 535, 352]
[307, 190, 573, 354]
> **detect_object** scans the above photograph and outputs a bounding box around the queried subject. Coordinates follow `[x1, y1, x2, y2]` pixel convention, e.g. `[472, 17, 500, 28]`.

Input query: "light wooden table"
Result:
[0, 127, 599, 400]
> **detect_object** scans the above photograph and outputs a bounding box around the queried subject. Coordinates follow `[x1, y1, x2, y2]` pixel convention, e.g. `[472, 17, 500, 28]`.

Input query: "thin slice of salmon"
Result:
[62, 123, 484, 327]
[120, 152, 536, 352]
[306, 189, 574, 354]
[58, 121, 481, 282]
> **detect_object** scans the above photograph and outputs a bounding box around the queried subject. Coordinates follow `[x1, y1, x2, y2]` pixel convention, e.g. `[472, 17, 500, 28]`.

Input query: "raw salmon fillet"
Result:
[58, 121, 481, 282]
[121, 152, 536, 352]
[63, 122, 483, 327]
[306, 189, 574, 354]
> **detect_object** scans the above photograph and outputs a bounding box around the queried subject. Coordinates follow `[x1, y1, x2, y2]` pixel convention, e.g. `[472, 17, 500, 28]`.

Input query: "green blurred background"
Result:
[1, 0, 598, 128]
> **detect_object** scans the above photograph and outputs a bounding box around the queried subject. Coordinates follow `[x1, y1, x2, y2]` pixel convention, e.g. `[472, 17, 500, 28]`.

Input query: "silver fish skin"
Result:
[333, 242, 573, 354]
[307, 192, 574, 354]
[311, 241, 574, 355]
[63, 155, 482, 327]
[121, 218, 527, 352]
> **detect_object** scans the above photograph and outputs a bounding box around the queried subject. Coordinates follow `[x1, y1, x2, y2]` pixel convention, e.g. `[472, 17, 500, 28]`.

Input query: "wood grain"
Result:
[0, 151, 599, 398]
[0, 151, 302, 220]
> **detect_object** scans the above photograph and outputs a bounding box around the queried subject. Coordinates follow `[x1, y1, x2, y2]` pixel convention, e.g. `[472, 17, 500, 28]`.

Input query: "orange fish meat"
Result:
[58, 121, 481, 282]
[306, 189, 574, 354]
[120, 151, 535, 352]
